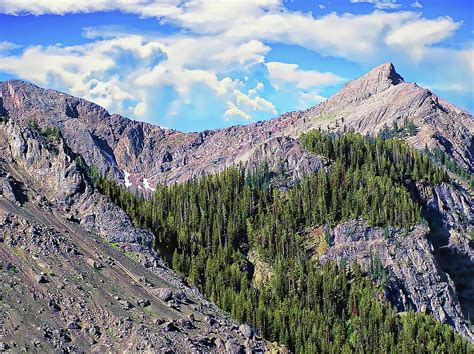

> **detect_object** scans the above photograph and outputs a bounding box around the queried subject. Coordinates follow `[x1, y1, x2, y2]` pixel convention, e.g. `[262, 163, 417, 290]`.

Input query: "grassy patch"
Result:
[108, 241, 120, 251]
[124, 251, 140, 263]
[11, 247, 24, 259]
[106, 240, 140, 263]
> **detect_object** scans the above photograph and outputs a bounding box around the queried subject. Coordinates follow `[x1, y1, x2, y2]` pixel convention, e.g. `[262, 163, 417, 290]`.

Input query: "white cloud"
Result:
[0, 0, 182, 17]
[233, 88, 277, 114]
[0, 1, 462, 66]
[213, 40, 270, 65]
[224, 101, 252, 121]
[318, 4, 325, 10]
[350, 0, 401, 10]
[0, 35, 165, 117]
[385, 16, 461, 60]
[266, 62, 344, 89]
[0, 1, 455, 65]
[411, 1, 423, 9]
[0, 41, 21, 53]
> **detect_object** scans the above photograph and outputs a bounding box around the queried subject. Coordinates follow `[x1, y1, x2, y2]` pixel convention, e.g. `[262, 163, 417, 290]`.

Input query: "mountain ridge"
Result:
[1, 62, 471, 193]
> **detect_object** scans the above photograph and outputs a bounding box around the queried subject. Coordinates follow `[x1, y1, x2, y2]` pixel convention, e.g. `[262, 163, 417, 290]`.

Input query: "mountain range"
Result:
[0, 63, 472, 352]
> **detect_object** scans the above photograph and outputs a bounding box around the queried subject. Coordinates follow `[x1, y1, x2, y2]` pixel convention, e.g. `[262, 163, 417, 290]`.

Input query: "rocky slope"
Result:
[0, 63, 471, 192]
[300, 63, 473, 173]
[0, 119, 270, 352]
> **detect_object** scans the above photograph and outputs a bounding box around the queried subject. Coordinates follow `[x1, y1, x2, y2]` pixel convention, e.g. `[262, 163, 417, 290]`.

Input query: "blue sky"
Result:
[0, 0, 472, 132]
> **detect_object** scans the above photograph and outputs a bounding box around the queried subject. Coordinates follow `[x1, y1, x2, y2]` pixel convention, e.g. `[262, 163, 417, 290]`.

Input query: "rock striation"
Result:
[320, 218, 473, 341]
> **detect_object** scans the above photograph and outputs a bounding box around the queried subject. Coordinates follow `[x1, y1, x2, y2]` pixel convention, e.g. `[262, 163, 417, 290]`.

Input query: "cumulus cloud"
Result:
[266, 62, 344, 89]
[0, 35, 165, 116]
[224, 101, 252, 121]
[0, 30, 274, 123]
[0, 1, 459, 64]
[385, 16, 461, 60]
[213, 40, 270, 65]
[233, 88, 277, 114]
[411, 1, 423, 9]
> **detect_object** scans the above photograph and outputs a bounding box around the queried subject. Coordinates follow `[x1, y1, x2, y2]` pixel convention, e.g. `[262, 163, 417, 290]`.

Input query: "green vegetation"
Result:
[26, 119, 62, 143]
[93, 131, 469, 352]
[108, 242, 120, 250]
[124, 251, 140, 263]
[40, 126, 62, 143]
[26, 119, 40, 130]
[424, 147, 473, 190]
[378, 119, 417, 140]
[301, 130, 447, 185]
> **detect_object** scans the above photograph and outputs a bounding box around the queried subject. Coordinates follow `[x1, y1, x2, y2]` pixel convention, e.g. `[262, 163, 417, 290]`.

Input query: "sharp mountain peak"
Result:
[366, 62, 405, 85]
[333, 62, 406, 102]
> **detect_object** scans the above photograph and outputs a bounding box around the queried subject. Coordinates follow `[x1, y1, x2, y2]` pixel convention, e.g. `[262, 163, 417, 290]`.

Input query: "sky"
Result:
[0, 0, 472, 132]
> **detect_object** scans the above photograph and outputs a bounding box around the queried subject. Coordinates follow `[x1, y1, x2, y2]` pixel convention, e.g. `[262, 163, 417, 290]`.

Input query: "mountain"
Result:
[0, 63, 472, 192]
[0, 63, 473, 351]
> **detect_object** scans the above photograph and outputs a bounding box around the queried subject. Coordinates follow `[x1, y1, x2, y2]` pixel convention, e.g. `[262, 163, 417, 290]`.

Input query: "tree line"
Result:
[92, 131, 470, 352]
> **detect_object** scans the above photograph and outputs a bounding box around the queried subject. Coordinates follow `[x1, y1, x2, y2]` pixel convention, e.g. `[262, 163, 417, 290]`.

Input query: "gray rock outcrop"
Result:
[320, 218, 473, 341]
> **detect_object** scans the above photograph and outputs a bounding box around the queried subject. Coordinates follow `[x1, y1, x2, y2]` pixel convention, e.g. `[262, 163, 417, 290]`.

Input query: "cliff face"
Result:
[418, 182, 474, 331]
[320, 219, 473, 341]
[0, 63, 471, 192]
[0, 120, 270, 352]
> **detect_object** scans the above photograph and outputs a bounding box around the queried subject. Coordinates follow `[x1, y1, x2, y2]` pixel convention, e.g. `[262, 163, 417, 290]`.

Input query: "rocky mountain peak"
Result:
[370, 62, 404, 85]
[334, 62, 405, 102]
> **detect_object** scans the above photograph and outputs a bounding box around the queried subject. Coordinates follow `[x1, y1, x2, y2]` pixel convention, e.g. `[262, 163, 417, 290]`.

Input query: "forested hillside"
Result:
[93, 131, 470, 352]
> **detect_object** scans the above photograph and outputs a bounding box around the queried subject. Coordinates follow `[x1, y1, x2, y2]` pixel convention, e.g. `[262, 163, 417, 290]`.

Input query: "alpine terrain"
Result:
[0, 63, 473, 352]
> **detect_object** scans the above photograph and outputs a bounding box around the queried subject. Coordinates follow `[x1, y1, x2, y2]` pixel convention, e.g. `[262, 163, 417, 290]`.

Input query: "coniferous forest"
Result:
[93, 131, 471, 353]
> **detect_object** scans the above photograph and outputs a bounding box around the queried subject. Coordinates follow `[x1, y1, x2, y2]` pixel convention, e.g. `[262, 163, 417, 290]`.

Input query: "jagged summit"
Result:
[367, 62, 405, 86]
[329, 62, 405, 104]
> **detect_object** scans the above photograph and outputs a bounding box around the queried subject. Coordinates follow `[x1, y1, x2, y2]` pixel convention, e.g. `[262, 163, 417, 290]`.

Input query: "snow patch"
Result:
[124, 171, 132, 188]
[143, 178, 156, 192]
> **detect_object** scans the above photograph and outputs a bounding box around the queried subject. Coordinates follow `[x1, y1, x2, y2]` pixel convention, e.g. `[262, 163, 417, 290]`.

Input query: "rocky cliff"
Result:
[319, 219, 473, 341]
[0, 119, 271, 352]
